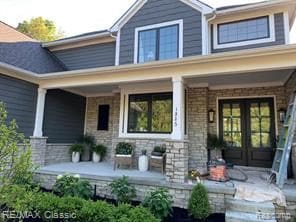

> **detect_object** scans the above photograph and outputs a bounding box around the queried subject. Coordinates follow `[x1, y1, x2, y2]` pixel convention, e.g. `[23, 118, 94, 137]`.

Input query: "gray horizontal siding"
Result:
[43, 90, 86, 143]
[0, 73, 37, 137]
[119, 0, 202, 65]
[53, 42, 116, 70]
[212, 13, 285, 53]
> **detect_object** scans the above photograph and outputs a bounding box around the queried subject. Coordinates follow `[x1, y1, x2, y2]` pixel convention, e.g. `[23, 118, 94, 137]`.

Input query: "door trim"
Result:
[216, 95, 278, 137]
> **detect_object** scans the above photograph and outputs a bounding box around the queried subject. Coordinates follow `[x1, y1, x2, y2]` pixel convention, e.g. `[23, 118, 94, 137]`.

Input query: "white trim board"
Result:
[133, 20, 184, 64]
[216, 95, 279, 137]
[212, 14, 276, 49]
[110, 0, 213, 32]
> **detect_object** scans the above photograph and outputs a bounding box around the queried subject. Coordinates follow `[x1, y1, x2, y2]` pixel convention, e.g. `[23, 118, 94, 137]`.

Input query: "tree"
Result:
[17, 17, 64, 41]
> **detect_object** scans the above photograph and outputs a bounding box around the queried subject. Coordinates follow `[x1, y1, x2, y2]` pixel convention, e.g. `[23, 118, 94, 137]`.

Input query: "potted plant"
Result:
[114, 142, 134, 169]
[69, 143, 84, 163]
[138, 149, 148, 172]
[151, 144, 166, 157]
[207, 134, 227, 161]
[77, 134, 95, 161]
[92, 144, 107, 163]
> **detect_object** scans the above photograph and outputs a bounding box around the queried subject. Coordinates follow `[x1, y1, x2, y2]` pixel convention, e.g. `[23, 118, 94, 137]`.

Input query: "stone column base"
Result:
[165, 140, 189, 183]
[30, 137, 47, 167]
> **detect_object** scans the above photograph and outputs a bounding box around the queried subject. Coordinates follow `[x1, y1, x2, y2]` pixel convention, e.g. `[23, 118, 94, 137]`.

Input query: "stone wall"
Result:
[45, 144, 72, 165]
[86, 95, 119, 161]
[208, 86, 287, 136]
[187, 87, 208, 170]
[35, 171, 235, 212]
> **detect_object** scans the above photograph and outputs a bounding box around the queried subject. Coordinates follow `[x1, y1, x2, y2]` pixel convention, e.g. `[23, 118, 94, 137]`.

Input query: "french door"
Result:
[219, 98, 276, 168]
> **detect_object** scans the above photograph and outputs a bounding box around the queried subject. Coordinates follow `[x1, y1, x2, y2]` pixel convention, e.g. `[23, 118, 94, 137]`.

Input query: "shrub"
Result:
[69, 143, 84, 154]
[114, 204, 160, 222]
[0, 102, 35, 187]
[93, 144, 107, 158]
[78, 200, 114, 222]
[188, 184, 211, 221]
[110, 176, 136, 204]
[116, 142, 134, 155]
[142, 188, 172, 220]
[52, 174, 93, 200]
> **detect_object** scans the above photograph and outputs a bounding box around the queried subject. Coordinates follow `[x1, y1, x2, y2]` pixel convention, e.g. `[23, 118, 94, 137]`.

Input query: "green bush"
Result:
[0, 185, 159, 222]
[142, 188, 173, 220]
[116, 142, 134, 155]
[52, 174, 93, 200]
[188, 184, 211, 221]
[78, 200, 114, 222]
[153, 144, 166, 154]
[0, 102, 35, 187]
[110, 176, 136, 204]
[92, 144, 107, 158]
[69, 143, 84, 154]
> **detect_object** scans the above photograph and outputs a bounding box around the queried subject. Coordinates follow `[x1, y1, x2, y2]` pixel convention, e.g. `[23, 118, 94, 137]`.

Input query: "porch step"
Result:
[225, 199, 276, 222]
[225, 211, 276, 222]
[226, 199, 275, 214]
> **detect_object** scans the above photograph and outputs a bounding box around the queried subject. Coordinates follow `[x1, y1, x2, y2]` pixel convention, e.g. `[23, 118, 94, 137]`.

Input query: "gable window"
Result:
[128, 93, 172, 133]
[213, 15, 275, 49]
[135, 20, 183, 64]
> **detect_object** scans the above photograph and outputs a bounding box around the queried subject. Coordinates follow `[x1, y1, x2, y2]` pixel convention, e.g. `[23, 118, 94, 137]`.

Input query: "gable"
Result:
[119, 0, 206, 65]
[110, 0, 212, 32]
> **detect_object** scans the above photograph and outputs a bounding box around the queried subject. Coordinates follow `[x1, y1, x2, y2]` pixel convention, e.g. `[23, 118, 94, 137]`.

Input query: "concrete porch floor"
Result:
[39, 161, 166, 182]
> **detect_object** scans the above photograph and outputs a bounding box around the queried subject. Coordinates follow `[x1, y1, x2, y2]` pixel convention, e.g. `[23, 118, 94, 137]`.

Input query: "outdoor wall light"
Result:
[208, 109, 215, 123]
[278, 108, 286, 123]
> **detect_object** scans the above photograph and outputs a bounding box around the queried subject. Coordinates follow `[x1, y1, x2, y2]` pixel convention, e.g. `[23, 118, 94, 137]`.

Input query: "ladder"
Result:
[271, 93, 296, 188]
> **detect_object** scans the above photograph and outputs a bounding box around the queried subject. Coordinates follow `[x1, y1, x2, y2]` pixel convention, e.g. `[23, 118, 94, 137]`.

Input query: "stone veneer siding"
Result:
[285, 71, 296, 101]
[45, 144, 72, 165]
[35, 171, 235, 212]
[187, 87, 208, 170]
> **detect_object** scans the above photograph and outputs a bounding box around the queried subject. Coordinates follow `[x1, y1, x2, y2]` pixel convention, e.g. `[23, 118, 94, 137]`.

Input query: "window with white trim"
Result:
[128, 92, 172, 133]
[138, 25, 179, 63]
[213, 15, 275, 49]
[218, 16, 270, 44]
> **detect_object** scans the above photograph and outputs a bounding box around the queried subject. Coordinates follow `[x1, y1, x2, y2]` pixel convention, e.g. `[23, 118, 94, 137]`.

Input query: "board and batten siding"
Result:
[211, 13, 286, 53]
[43, 89, 86, 143]
[53, 42, 116, 70]
[119, 0, 203, 65]
[0, 73, 37, 137]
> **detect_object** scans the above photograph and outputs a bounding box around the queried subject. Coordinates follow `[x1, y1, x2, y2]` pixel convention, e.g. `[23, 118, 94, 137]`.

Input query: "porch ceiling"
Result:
[185, 69, 294, 90]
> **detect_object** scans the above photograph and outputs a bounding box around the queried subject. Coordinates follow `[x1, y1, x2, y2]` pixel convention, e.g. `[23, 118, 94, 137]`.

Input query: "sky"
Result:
[0, 0, 295, 42]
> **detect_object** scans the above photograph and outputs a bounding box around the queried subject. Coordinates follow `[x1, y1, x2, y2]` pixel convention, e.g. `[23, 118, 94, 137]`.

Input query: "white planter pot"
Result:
[72, 152, 80, 163]
[93, 153, 101, 163]
[138, 155, 148, 172]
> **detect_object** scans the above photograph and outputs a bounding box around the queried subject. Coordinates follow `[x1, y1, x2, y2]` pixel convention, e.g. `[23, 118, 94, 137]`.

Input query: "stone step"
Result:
[226, 198, 275, 214]
[226, 211, 276, 222]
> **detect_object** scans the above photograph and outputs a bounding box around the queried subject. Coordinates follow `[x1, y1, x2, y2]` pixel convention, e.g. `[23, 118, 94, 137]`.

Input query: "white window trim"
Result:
[133, 20, 184, 64]
[213, 14, 275, 49]
[283, 11, 290, 44]
[118, 84, 173, 139]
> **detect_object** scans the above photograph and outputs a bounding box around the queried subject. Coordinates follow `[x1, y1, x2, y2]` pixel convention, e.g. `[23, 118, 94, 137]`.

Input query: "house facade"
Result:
[0, 0, 296, 185]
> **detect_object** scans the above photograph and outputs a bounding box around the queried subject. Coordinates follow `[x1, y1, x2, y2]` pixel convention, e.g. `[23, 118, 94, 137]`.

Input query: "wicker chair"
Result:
[113, 151, 134, 170]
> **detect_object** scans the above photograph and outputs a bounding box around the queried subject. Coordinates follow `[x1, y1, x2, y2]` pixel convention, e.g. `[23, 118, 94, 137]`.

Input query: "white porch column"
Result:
[171, 76, 185, 140]
[33, 88, 47, 137]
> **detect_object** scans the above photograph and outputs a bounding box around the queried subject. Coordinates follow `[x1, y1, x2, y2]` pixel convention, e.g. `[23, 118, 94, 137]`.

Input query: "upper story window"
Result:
[134, 20, 183, 64]
[213, 15, 275, 49]
[218, 16, 270, 44]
